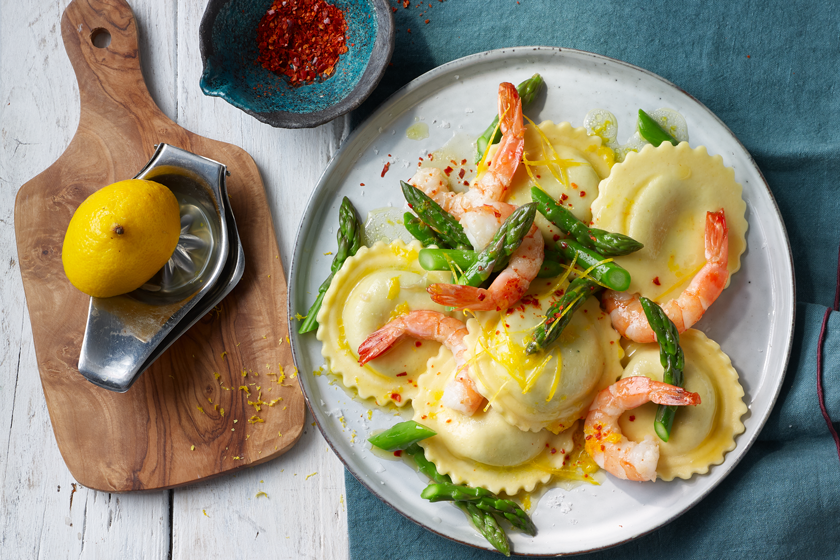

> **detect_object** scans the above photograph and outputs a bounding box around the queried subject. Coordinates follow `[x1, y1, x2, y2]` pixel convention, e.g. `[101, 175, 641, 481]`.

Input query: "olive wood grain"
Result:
[13, 0, 304, 492]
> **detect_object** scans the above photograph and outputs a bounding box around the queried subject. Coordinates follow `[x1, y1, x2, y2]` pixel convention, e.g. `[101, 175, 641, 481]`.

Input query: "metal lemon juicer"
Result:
[78, 144, 245, 392]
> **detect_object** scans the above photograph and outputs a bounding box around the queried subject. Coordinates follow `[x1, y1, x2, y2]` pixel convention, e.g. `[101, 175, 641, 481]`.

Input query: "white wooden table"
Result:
[1, 1, 350, 557]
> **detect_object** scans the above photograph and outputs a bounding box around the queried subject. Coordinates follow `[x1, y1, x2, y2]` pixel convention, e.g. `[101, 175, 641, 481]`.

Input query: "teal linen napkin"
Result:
[345, 0, 840, 556]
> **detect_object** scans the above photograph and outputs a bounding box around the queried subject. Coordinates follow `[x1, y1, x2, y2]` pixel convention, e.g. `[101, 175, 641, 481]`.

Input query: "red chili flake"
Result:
[458, 168, 466, 179]
[571, 182, 578, 189]
[629, 415, 636, 421]
[415, 341, 422, 347]
[421, 415, 428, 420]
[477, 293, 486, 301]
[460, 159, 467, 165]
[388, 154, 392, 157]
[747, 55, 751, 58]
[392, 6, 397, 12]
[256, 0, 349, 87]
[560, 448, 566, 454]
[609, 340, 614, 344]
[536, 174, 541, 179]
[396, 372, 407, 377]
[463, 180, 470, 186]
[381, 162, 390, 177]
[446, 419, 452, 423]
[425, 19, 430, 23]
[360, 183, 365, 186]
[443, 166, 454, 176]
[560, 193, 569, 201]
[407, 28, 411, 33]
[553, 234, 561, 242]
[653, 276, 661, 286]
[550, 448, 557, 454]
[427, 153, 434, 160]
[393, 450, 403, 457]
[580, 191, 586, 197]
[403, 0, 410, 7]
[600, 444, 606, 451]
[390, 392, 402, 402]
[585, 434, 593, 441]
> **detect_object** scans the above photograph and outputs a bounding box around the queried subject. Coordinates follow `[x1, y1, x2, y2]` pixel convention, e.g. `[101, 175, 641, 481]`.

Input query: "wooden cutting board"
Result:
[13, 0, 305, 492]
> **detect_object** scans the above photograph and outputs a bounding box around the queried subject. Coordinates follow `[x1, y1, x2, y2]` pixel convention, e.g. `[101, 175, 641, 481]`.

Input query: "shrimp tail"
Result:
[427, 283, 498, 311]
[357, 320, 405, 365]
[705, 209, 729, 265]
[649, 384, 701, 407]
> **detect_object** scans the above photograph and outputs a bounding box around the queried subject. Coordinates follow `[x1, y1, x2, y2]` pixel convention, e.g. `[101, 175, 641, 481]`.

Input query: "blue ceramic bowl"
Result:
[199, 0, 394, 129]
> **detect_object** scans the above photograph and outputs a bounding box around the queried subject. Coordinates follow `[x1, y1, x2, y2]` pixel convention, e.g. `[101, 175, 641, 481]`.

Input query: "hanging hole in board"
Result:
[90, 28, 111, 48]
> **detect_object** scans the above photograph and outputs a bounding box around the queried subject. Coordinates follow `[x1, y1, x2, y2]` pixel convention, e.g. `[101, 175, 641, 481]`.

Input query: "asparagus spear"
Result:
[475, 74, 544, 163]
[401, 181, 473, 250]
[554, 239, 631, 291]
[404, 445, 511, 556]
[403, 212, 449, 248]
[367, 421, 436, 452]
[419, 248, 563, 278]
[639, 297, 686, 442]
[421, 483, 537, 536]
[298, 197, 363, 334]
[458, 203, 537, 287]
[637, 109, 679, 147]
[525, 277, 601, 354]
[531, 187, 643, 256]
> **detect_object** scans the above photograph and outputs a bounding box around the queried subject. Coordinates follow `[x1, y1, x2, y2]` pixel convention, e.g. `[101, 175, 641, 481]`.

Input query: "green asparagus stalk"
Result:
[404, 443, 451, 483]
[461, 501, 510, 556]
[420, 483, 537, 536]
[531, 187, 643, 256]
[404, 445, 511, 556]
[418, 248, 563, 278]
[458, 203, 537, 287]
[298, 197, 363, 334]
[367, 421, 436, 452]
[638, 109, 678, 147]
[639, 297, 686, 442]
[475, 74, 544, 163]
[404, 212, 449, 248]
[401, 181, 473, 250]
[554, 239, 632, 291]
[525, 277, 601, 354]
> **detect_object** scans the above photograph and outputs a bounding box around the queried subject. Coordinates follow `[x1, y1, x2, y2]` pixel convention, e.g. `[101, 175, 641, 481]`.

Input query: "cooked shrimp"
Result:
[471, 81, 525, 202]
[407, 82, 525, 249]
[426, 223, 545, 311]
[584, 376, 701, 482]
[602, 209, 729, 343]
[357, 310, 485, 415]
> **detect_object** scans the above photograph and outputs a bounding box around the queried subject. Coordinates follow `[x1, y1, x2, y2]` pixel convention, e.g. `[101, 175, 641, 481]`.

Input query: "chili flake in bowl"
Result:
[199, 0, 394, 129]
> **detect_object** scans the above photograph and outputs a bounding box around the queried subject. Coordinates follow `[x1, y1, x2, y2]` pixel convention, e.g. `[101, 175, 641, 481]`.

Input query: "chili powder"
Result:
[256, 0, 349, 86]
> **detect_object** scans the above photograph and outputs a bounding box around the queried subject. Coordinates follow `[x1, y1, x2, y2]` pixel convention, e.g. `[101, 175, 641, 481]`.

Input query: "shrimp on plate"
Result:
[426, 225, 544, 311]
[409, 82, 545, 310]
[408, 81, 526, 250]
[602, 209, 729, 343]
[584, 376, 701, 482]
[357, 310, 485, 415]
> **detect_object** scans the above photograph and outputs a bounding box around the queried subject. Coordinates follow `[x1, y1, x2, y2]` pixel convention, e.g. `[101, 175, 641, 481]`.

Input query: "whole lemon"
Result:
[62, 179, 181, 298]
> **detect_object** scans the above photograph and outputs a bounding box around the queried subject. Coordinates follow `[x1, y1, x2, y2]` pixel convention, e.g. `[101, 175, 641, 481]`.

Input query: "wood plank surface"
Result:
[1, 0, 348, 556]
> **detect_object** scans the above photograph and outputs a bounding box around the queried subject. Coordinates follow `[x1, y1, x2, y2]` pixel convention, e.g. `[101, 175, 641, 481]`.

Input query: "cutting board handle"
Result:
[61, 0, 167, 128]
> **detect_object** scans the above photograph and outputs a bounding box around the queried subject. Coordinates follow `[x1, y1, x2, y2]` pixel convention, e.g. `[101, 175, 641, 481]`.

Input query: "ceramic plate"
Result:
[289, 47, 795, 555]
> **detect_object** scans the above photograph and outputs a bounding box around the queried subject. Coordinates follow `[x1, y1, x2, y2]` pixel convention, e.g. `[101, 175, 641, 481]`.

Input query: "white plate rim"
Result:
[288, 45, 797, 555]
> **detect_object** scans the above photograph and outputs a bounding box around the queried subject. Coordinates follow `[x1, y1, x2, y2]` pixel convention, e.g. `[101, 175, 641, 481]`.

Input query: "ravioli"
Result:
[414, 352, 577, 495]
[504, 121, 614, 238]
[590, 142, 748, 300]
[618, 329, 747, 481]
[464, 284, 623, 433]
[317, 240, 452, 406]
